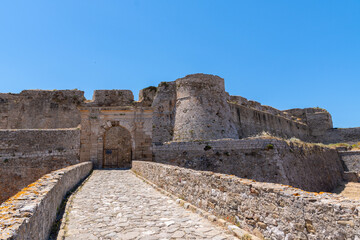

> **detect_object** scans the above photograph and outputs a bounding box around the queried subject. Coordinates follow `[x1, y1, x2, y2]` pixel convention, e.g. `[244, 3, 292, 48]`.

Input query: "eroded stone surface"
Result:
[60, 170, 237, 240]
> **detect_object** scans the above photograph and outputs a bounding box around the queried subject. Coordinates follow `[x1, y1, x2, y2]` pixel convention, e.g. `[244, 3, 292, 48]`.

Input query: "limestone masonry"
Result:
[0, 73, 359, 239]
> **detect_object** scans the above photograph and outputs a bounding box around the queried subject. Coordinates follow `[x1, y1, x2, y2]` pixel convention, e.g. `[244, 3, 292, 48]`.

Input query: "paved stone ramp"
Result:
[59, 170, 238, 240]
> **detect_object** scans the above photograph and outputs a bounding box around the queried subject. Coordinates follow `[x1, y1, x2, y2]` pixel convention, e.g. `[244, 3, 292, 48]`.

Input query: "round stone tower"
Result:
[173, 74, 239, 141]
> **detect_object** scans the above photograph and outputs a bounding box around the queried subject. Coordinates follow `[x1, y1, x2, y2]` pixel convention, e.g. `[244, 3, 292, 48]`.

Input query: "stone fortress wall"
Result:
[0, 129, 80, 203]
[0, 90, 84, 129]
[0, 74, 358, 145]
[0, 73, 359, 201]
[172, 74, 238, 141]
[149, 74, 360, 144]
[0, 73, 359, 239]
[153, 138, 344, 192]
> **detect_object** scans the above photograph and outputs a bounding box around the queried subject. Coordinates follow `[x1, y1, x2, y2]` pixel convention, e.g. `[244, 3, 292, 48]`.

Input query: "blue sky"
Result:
[0, 1, 359, 127]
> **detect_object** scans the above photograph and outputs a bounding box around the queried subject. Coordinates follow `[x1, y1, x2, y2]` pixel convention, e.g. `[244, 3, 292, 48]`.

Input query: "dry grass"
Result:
[328, 142, 360, 151]
[248, 132, 329, 149]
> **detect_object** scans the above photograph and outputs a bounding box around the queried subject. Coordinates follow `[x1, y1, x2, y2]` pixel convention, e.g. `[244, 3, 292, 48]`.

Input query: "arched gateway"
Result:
[103, 126, 132, 168]
[79, 90, 153, 169]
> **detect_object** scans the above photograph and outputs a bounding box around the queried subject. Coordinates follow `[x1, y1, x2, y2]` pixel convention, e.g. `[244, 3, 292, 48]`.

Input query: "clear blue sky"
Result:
[1, 1, 359, 128]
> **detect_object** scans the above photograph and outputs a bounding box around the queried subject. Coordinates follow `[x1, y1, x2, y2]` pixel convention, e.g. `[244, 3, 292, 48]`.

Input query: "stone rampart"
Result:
[153, 138, 343, 192]
[85, 90, 134, 107]
[284, 108, 334, 139]
[151, 81, 177, 144]
[229, 103, 310, 140]
[0, 162, 92, 240]
[229, 95, 297, 122]
[132, 161, 360, 240]
[321, 127, 360, 144]
[0, 129, 80, 203]
[0, 90, 85, 129]
[173, 74, 238, 141]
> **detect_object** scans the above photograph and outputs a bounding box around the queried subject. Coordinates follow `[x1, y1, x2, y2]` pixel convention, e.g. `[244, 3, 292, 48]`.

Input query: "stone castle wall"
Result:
[0, 74, 358, 145]
[151, 82, 177, 144]
[320, 127, 360, 144]
[0, 90, 85, 129]
[153, 138, 343, 192]
[0, 162, 92, 240]
[173, 74, 238, 141]
[229, 103, 310, 140]
[132, 161, 359, 240]
[0, 129, 80, 203]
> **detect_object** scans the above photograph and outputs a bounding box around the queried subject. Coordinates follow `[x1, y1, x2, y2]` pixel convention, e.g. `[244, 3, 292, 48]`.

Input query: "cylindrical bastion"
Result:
[173, 74, 238, 141]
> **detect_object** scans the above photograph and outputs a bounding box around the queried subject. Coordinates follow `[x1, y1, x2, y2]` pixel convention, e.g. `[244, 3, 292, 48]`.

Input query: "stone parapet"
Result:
[0, 129, 81, 203]
[132, 161, 360, 240]
[0, 162, 92, 240]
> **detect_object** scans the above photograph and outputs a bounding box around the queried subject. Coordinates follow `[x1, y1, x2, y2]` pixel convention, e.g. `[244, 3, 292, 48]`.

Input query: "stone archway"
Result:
[103, 126, 132, 168]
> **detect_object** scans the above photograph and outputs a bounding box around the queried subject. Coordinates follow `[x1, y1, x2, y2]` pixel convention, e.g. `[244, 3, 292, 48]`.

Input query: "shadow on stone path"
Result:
[57, 170, 238, 240]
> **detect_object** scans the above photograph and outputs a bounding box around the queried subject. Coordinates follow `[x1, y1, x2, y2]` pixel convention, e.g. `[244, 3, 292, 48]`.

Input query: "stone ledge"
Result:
[0, 162, 93, 240]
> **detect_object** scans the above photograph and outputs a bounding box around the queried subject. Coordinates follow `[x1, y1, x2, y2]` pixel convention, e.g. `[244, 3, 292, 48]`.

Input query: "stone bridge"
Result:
[56, 170, 238, 240]
[0, 161, 359, 240]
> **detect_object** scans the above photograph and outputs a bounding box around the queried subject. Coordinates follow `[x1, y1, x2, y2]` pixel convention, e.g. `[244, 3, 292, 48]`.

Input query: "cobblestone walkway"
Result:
[59, 170, 238, 240]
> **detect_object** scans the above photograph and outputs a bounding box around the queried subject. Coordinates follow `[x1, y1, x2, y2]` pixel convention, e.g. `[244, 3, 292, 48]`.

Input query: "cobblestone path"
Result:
[60, 170, 238, 240]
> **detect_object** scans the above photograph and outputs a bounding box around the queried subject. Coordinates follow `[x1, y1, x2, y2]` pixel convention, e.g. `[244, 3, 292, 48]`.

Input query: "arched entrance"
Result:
[103, 126, 132, 168]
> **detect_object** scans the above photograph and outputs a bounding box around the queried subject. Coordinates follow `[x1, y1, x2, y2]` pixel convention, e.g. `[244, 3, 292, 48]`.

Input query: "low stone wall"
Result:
[153, 138, 343, 192]
[0, 162, 92, 240]
[132, 161, 360, 240]
[0, 129, 80, 203]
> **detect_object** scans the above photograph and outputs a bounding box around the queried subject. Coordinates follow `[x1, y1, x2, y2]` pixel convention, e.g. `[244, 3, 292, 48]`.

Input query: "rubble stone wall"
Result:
[173, 74, 238, 141]
[0, 162, 93, 240]
[0, 129, 80, 203]
[153, 139, 343, 192]
[151, 81, 177, 144]
[0, 90, 85, 129]
[320, 127, 360, 144]
[132, 161, 360, 240]
[229, 103, 310, 140]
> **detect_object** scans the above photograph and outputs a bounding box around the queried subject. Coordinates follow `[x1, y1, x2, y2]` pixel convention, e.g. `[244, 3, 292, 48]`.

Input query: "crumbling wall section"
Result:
[151, 82, 177, 144]
[132, 161, 359, 240]
[86, 90, 134, 107]
[153, 138, 343, 192]
[0, 129, 80, 203]
[0, 90, 85, 129]
[284, 108, 333, 140]
[229, 103, 310, 140]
